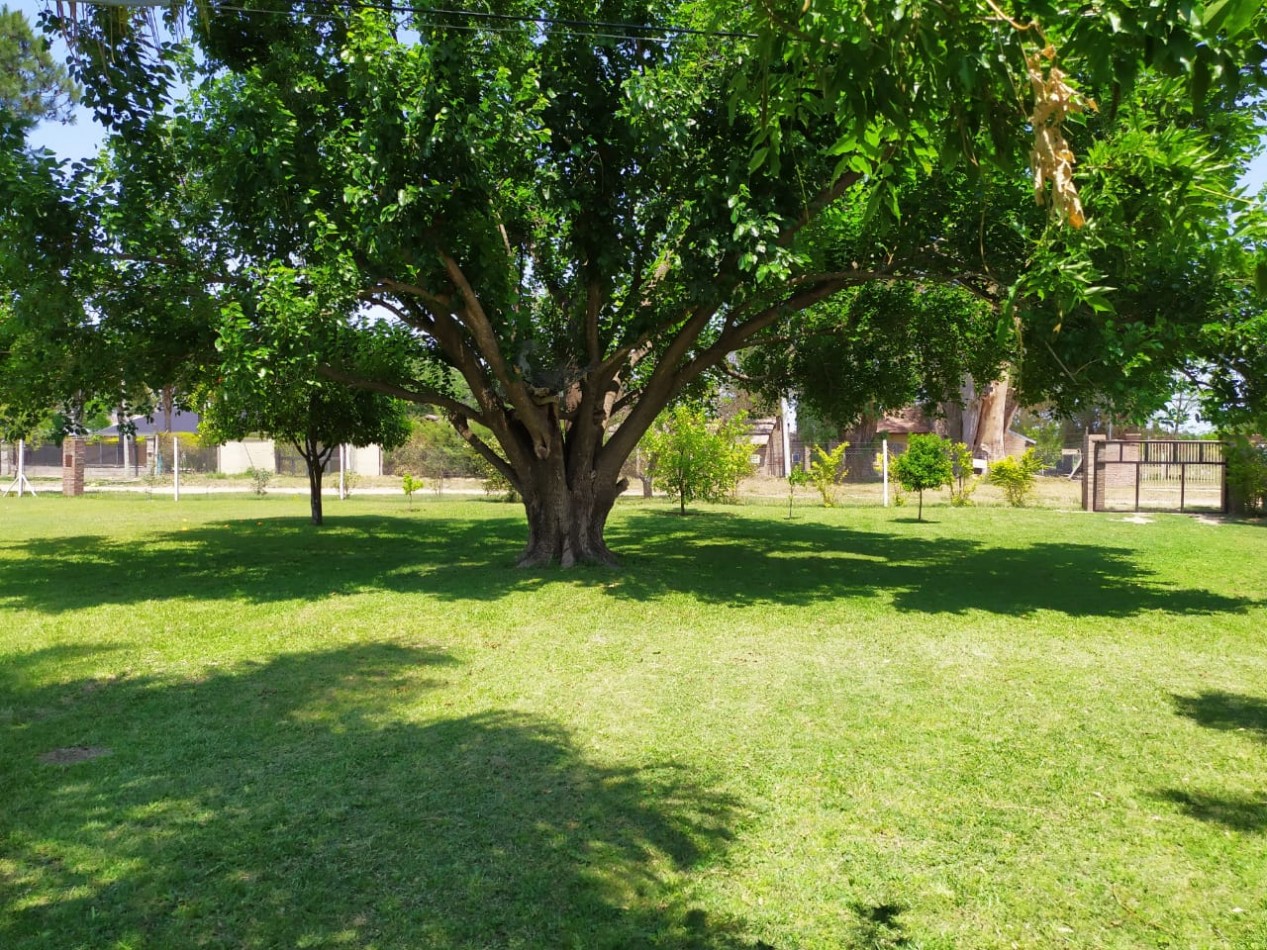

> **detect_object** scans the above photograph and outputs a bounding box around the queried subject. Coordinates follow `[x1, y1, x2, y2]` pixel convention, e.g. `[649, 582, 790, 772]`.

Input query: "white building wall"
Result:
[348, 444, 382, 476]
[218, 440, 277, 474]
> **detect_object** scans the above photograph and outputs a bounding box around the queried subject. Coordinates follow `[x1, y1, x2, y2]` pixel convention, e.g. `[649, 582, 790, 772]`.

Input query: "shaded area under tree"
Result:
[0, 643, 747, 948]
[0, 510, 1257, 620]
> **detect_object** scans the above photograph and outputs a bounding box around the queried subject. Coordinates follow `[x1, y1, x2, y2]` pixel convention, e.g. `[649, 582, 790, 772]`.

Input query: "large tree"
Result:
[0, 5, 75, 128]
[26, 0, 1267, 564]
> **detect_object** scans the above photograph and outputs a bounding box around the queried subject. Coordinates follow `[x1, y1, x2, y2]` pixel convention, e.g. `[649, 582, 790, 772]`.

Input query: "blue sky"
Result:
[13, 0, 1267, 193]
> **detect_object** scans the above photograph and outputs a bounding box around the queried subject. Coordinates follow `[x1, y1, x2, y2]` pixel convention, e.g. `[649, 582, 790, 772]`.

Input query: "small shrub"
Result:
[341, 470, 361, 497]
[987, 449, 1044, 507]
[949, 441, 980, 507]
[1226, 438, 1267, 515]
[807, 442, 849, 507]
[481, 466, 520, 502]
[469, 450, 520, 502]
[401, 472, 423, 509]
[246, 466, 272, 496]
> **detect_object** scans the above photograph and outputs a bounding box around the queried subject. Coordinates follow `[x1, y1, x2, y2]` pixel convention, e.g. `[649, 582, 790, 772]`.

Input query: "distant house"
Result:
[735, 376, 1043, 483]
[90, 412, 384, 476]
[847, 405, 1034, 465]
[746, 416, 787, 476]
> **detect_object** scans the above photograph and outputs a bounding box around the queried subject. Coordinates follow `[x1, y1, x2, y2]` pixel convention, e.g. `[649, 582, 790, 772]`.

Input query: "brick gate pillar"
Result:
[62, 436, 86, 496]
[1082, 433, 1106, 511]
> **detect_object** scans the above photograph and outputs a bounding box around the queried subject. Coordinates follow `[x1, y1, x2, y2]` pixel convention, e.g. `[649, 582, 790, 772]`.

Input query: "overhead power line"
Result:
[65, 0, 755, 40]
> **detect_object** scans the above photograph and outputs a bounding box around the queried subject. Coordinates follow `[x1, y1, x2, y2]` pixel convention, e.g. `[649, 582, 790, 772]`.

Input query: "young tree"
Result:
[786, 466, 809, 518]
[199, 271, 411, 526]
[645, 405, 752, 515]
[891, 434, 955, 521]
[401, 472, 423, 510]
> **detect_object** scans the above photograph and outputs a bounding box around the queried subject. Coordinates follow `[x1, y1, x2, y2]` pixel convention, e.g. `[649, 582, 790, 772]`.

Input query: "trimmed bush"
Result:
[987, 449, 1044, 507]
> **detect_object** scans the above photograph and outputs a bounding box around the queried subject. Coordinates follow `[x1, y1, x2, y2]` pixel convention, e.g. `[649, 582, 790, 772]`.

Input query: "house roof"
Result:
[872, 406, 936, 435]
[95, 411, 202, 437]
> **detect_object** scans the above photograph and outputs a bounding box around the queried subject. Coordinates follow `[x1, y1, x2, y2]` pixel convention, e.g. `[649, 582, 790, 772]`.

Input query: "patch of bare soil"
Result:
[39, 746, 112, 765]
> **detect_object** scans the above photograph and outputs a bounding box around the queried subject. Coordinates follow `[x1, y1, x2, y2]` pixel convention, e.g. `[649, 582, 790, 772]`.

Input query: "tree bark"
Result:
[296, 431, 333, 527]
[516, 461, 625, 568]
[307, 457, 324, 526]
[976, 373, 1012, 461]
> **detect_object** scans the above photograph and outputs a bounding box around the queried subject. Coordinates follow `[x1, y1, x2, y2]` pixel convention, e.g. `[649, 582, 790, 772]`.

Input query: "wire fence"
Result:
[11, 436, 221, 475]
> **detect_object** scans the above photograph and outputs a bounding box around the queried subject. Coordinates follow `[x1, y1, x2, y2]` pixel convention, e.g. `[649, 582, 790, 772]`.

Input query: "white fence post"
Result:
[882, 435, 889, 508]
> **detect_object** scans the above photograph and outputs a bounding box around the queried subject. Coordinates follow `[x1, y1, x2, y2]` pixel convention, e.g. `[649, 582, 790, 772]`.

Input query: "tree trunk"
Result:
[958, 377, 980, 451]
[307, 458, 324, 526]
[976, 373, 1012, 461]
[515, 463, 625, 568]
[296, 432, 332, 527]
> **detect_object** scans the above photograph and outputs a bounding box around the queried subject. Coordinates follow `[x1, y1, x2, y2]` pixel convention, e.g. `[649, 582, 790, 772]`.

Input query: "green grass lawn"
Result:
[1, 493, 1264, 949]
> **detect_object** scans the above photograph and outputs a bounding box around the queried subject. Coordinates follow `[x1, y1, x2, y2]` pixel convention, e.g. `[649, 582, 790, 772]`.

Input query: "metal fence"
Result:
[274, 444, 347, 477]
[10, 436, 220, 475]
[1092, 439, 1226, 513]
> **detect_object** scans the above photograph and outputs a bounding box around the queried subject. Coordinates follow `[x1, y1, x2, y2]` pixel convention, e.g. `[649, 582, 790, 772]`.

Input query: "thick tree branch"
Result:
[599, 301, 721, 475]
[677, 273, 883, 394]
[374, 276, 452, 314]
[440, 251, 553, 458]
[450, 411, 517, 486]
[777, 168, 867, 248]
[585, 278, 602, 366]
[368, 275, 516, 460]
[362, 294, 428, 329]
[316, 364, 485, 424]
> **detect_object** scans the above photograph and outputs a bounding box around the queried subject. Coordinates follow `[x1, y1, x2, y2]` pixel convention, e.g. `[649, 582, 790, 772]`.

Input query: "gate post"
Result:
[62, 436, 86, 496]
[1082, 433, 1106, 512]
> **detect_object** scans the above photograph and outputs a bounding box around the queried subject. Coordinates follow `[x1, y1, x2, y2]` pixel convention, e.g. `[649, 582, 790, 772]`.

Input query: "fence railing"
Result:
[1092, 439, 1226, 513]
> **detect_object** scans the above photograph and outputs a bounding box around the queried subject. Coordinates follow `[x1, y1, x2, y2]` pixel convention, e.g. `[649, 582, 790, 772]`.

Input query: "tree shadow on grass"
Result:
[0, 510, 1255, 619]
[1154, 789, 1267, 834]
[1171, 690, 1267, 742]
[604, 511, 1254, 618]
[1153, 690, 1267, 834]
[0, 644, 748, 949]
[847, 901, 910, 948]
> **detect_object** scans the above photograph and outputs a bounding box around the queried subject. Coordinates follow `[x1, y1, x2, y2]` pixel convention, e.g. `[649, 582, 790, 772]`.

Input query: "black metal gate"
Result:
[1092, 440, 1226, 513]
